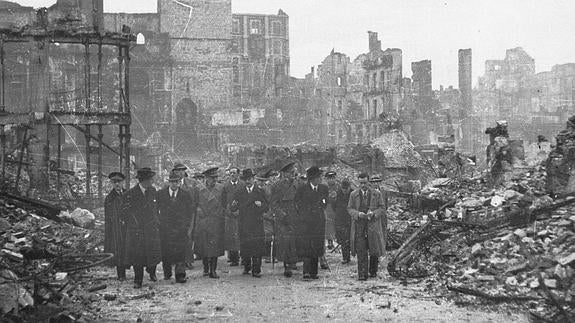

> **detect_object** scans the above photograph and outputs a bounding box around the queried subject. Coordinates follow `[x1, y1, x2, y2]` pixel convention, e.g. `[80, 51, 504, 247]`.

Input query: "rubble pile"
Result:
[0, 194, 106, 322]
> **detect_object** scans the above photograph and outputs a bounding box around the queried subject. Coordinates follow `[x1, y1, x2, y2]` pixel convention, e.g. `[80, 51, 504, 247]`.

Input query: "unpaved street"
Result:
[90, 253, 526, 322]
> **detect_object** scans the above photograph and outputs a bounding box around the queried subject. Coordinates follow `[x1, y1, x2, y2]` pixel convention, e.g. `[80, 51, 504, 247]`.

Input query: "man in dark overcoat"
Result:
[221, 167, 242, 266]
[230, 169, 269, 277]
[158, 173, 196, 283]
[347, 173, 386, 281]
[122, 168, 162, 288]
[270, 161, 299, 277]
[171, 163, 200, 268]
[295, 166, 328, 280]
[195, 167, 226, 278]
[104, 172, 127, 280]
[334, 178, 353, 264]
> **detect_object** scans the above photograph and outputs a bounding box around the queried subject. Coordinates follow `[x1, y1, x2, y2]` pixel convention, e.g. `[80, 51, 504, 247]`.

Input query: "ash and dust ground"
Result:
[89, 251, 527, 322]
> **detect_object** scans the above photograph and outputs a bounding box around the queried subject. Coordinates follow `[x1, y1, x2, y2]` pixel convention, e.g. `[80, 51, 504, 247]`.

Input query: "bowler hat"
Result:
[136, 167, 156, 181]
[108, 172, 125, 181]
[240, 168, 255, 180]
[306, 166, 322, 179]
[202, 167, 219, 178]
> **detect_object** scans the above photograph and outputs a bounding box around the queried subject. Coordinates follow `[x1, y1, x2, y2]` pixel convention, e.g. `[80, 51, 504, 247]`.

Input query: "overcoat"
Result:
[347, 188, 386, 257]
[195, 183, 226, 257]
[324, 182, 338, 240]
[157, 187, 195, 264]
[334, 187, 352, 243]
[104, 188, 126, 266]
[221, 180, 243, 251]
[122, 185, 162, 267]
[295, 182, 328, 258]
[231, 185, 269, 257]
[269, 178, 299, 263]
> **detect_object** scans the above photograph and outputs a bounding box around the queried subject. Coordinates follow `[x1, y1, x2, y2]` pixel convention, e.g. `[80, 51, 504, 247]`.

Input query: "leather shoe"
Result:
[149, 273, 157, 282]
[252, 272, 261, 278]
[203, 272, 209, 277]
[341, 260, 350, 265]
[302, 273, 311, 280]
[209, 272, 219, 279]
[176, 277, 187, 283]
[310, 274, 319, 280]
[283, 269, 292, 278]
[163, 275, 172, 280]
[242, 269, 251, 275]
[133, 282, 142, 289]
[358, 276, 367, 281]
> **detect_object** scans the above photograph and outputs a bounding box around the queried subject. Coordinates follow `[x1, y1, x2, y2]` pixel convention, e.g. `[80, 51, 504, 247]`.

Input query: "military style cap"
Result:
[172, 163, 187, 171]
[136, 167, 156, 181]
[325, 171, 337, 178]
[370, 175, 383, 183]
[108, 172, 125, 181]
[240, 168, 255, 180]
[168, 173, 181, 182]
[202, 167, 219, 178]
[279, 161, 296, 173]
[306, 166, 322, 179]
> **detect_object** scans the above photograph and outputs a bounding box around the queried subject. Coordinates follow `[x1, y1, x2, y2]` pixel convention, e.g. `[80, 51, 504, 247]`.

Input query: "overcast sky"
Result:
[14, 0, 575, 89]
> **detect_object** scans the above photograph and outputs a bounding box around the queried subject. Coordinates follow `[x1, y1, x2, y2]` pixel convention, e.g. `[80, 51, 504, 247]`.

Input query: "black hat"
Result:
[358, 172, 369, 180]
[370, 175, 383, 183]
[306, 166, 322, 179]
[325, 171, 337, 178]
[168, 173, 181, 182]
[172, 163, 187, 171]
[279, 161, 296, 173]
[202, 167, 219, 178]
[108, 172, 125, 181]
[240, 168, 255, 180]
[136, 167, 156, 181]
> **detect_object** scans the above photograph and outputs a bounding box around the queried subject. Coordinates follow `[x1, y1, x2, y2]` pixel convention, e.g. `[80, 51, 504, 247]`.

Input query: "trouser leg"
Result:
[133, 265, 144, 284]
[116, 265, 126, 279]
[356, 220, 369, 279]
[252, 257, 262, 274]
[303, 258, 311, 275]
[342, 239, 351, 262]
[162, 262, 172, 279]
[229, 251, 239, 264]
[369, 256, 379, 277]
[202, 257, 209, 275]
[310, 257, 319, 276]
[175, 262, 186, 279]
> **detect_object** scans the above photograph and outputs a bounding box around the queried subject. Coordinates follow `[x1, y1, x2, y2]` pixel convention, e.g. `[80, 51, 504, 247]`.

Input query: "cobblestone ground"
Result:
[90, 252, 526, 322]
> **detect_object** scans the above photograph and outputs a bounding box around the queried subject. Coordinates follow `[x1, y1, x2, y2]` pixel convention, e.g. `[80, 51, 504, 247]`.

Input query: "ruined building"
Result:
[458, 48, 472, 119]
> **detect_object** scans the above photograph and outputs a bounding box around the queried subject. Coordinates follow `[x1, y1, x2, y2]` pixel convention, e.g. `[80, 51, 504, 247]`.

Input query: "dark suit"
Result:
[295, 182, 328, 277]
[231, 185, 269, 274]
[122, 185, 162, 284]
[158, 187, 195, 280]
[104, 188, 126, 278]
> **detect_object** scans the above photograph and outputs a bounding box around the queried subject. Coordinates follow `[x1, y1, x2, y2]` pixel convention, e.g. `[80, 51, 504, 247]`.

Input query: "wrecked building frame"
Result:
[0, 28, 135, 200]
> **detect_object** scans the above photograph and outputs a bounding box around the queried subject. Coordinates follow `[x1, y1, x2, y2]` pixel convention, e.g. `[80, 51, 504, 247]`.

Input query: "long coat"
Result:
[104, 188, 126, 266]
[324, 182, 338, 240]
[231, 185, 269, 258]
[195, 184, 226, 258]
[270, 178, 299, 263]
[221, 180, 243, 251]
[295, 183, 328, 258]
[260, 184, 274, 243]
[122, 185, 162, 267]
[347, 188, 386, 257]
[334, 187, 352, 243]
[157, 187, 195, 264]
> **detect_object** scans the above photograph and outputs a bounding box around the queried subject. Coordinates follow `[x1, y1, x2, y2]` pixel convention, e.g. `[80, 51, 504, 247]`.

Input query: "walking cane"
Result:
[271, 213, 276, 270]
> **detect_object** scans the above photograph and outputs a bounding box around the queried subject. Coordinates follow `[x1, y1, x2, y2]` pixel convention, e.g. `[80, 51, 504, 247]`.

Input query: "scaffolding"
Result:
[0, 26, 135, 201]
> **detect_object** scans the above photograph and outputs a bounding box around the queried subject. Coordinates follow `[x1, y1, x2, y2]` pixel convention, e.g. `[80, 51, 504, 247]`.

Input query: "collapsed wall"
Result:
[546, 115, 575, 195]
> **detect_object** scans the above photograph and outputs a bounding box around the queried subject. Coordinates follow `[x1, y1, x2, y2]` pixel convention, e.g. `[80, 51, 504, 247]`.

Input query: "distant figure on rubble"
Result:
[157, 173, 196, 283]
[295, 166, 328, 280]
[195, 167, 226, 278]
[221, 167, 242, 267]
[230, 169, 269, 278]
[270, 161, 300, 277]
[122, 168, 162, 288]
[334, 178, 353, 264]
[104, 172, 127, 281]
[348, 173, 386, 281]
[170, 163, 198, 269]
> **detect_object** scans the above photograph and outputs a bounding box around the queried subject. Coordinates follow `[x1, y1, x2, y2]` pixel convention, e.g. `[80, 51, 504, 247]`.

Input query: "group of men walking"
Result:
[104, 161, 388, 288]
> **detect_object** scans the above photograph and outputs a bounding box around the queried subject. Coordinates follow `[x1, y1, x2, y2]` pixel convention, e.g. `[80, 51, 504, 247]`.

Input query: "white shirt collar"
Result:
[310, 183, 318, 191]
[139, 183, 146, 195]
[169, 187, 178, 197]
